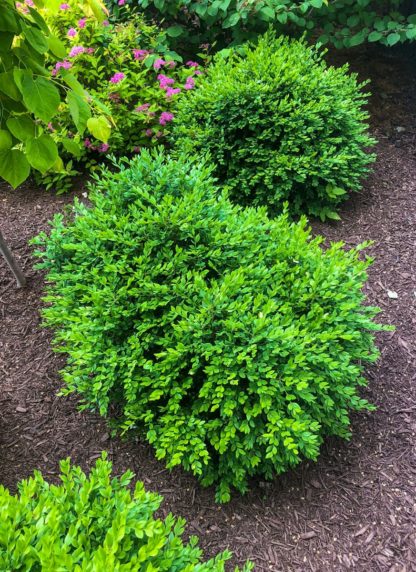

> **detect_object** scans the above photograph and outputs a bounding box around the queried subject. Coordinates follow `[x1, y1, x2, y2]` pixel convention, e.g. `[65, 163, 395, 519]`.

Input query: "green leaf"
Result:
[0, 10, 19, 33]
[62, 138, 82, 158]
[20, 74, 60, 123]
[87, 116, 111, 143]
[20, 20, 49, 53]
[6, 115, 37, 141]
[387, 32, 400, 46]
[0, 149, 30, 188]
[26, 134, 59, 173]
[67, 91, 91, 135]
[166, 25, 183, 37]
[368, 31, 382, 42]
[48, 35, 67, 59]
[0, 130, 13, 151]
[0, 72, 21, 101]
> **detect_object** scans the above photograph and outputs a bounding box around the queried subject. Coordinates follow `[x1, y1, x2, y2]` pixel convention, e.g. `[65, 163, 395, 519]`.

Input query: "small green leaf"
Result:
[87, 116, 111, 143]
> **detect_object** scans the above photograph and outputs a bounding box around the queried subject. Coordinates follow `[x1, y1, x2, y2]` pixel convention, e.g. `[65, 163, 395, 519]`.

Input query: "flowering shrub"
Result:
[138, 0, 416, 50]
[39, 1, 202, 190]
[172, 34, 376, 220]
[0, 454, 253, 570]
[0, 0, 108, 189]
[33, 150, 385, 502]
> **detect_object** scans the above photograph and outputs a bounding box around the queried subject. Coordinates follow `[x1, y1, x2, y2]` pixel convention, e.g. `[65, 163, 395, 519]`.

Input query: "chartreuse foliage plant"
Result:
[0, 454, 252, 571]
[172, 34, 376, 220]
[33, 150, 385, 502]
[0, 0, 110, 189]
[138, 0, 416, 49]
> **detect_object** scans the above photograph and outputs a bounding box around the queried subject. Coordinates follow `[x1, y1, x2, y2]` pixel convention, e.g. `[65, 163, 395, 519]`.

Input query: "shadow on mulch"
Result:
[1, 46, 415, 571]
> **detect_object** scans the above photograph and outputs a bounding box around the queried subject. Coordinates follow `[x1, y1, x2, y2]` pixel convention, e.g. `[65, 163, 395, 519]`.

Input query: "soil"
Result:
[1, 46, 415, 571]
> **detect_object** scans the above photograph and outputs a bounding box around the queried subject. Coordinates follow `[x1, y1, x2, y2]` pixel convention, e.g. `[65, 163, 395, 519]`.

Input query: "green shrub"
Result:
[172, 34, 375, 220]
[0, 454, 252, 571]
[34, 150, 384, 502]
[137, 0, 416, 50]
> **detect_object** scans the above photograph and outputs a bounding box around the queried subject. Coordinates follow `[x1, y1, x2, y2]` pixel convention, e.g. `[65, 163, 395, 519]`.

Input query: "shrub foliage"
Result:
[0, 454, 252, 570]
[138, 0, 416, 49]
[34, 151, 384, 501]
[172, 34, 375, 220]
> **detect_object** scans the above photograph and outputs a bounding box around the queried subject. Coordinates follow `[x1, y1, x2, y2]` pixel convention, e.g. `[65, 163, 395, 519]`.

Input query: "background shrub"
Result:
[0, 453, 252, 570]
[137, 0, 416, 50]
[34, 150, 384, 502]
[38, 0, 202, 191]
[0, 0, 109, 189]
[172, 34, 376, 220]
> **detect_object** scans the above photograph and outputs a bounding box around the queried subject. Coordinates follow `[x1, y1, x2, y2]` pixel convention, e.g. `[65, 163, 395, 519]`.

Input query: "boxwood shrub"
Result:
[34, 150, 384, 502]
[0, 454, 251, 571]
[171, 33, 376, 220]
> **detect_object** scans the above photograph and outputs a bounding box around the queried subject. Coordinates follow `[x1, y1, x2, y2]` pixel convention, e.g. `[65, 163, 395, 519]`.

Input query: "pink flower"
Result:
[133, 146, 141, 153]
[67, 28, 77, 38]
[166, 87, 181, 97]
[166, 61, 176, 69]
[110, 72, 125, 84]
[47, 122, 55, 132]
[68, 45, 85, 58]
[158, 74, 175, 90]
[118, 0, 125, 4]
[87, 47, 94, 54]
[99, 143, 109, 153]
[153, 59, 165, 70]
[184, 77, 195, 90]
[103, 19, 109, 26]
[84, 138, 91, 148]
[186, 61, 199, 68]
[159, 112, 174, 126]
[145, 129, 153, 137]
[133, 49, 149, 61]
[53, 60, 72, 75]
[194, 70, 203, 76]
[135, 103, 150, 112]
[60, 3, 70, 9]
[25, 0, 34, 6]
[78, 18, 87, 28]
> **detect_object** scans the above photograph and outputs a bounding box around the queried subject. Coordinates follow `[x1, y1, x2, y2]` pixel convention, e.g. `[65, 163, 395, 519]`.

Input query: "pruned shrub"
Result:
[0, 454, 252, 570]
[34, 150, 384, 502]
[172, 34, 376, 220]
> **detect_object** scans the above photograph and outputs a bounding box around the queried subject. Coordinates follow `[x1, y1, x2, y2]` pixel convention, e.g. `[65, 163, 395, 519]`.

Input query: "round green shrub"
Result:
[34, 150, 384, 502]
[0, 454, 252, 571]
[171, 34, 376, 220]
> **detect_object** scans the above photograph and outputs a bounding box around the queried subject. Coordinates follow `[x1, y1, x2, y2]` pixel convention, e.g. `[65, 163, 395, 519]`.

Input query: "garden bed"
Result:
[0, 46, 415, 571]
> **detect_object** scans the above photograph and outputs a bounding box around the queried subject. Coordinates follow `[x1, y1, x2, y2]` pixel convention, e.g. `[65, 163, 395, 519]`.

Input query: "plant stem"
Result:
[0, 229, 26, 288]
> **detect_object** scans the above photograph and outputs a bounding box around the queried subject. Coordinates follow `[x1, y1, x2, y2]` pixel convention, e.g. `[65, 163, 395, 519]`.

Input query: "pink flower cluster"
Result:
[68, 45, 85, 58]
[60, 3, 70, 9]
[184, 76, 195, 90]
[51, 60, 72, 76]
[67, 28, 77, 38]
[110, 72, 125, 84]
[159, 112, 174, 126]
[78, 18, 87, 29]
[133, 49, 149, 61]
[84, 139, 110, 153]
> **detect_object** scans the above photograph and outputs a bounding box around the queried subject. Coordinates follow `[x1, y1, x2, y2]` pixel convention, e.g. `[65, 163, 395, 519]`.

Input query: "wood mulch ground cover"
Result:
[0, 46, 415, 571]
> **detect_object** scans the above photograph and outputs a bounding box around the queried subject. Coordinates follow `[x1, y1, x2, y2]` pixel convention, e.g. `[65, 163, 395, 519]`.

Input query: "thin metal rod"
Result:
[0, 229, 26, 288]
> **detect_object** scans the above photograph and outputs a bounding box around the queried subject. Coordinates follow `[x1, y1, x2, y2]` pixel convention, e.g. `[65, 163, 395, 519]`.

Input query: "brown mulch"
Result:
[1, 47, 416, 572]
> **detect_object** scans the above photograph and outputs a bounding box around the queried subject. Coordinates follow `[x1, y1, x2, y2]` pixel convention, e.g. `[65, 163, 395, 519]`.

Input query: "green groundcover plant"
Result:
[137, 0, 416, 50]
[33, 150, 386, 502]
[172, 33, 376, 220]
[0, 453, 252, 571]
